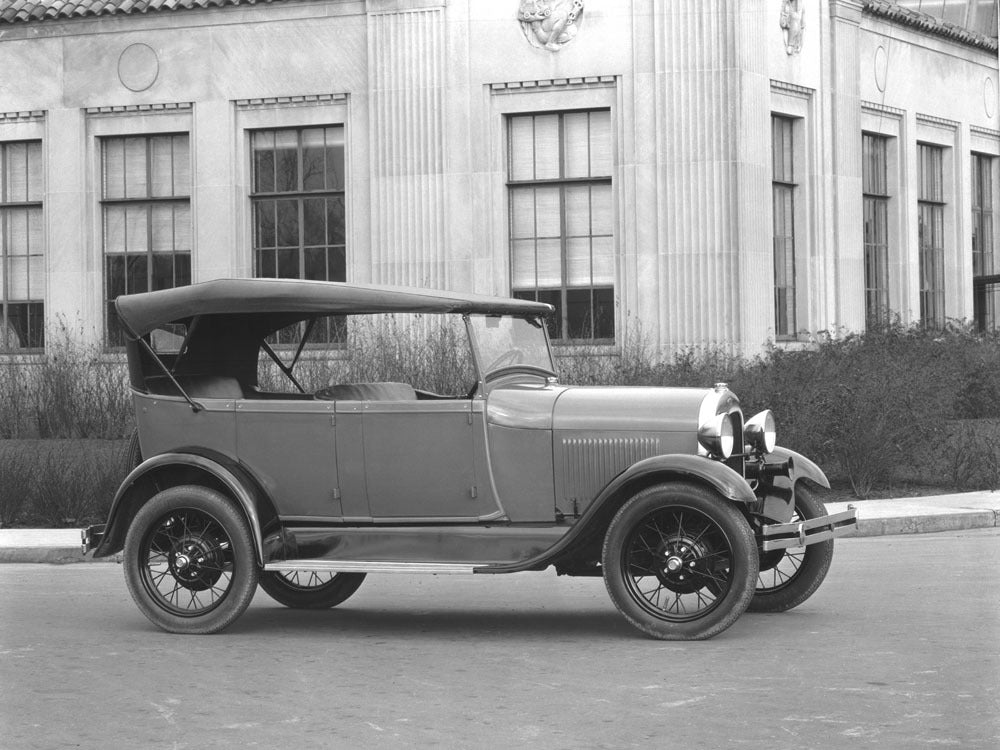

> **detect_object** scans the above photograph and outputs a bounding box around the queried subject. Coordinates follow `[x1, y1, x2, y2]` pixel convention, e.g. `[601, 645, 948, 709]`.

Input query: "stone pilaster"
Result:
[367, 5, 448, 288]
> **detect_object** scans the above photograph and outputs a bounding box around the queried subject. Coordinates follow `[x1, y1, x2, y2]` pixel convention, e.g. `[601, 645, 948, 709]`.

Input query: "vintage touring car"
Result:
[83, 278, 856, 639]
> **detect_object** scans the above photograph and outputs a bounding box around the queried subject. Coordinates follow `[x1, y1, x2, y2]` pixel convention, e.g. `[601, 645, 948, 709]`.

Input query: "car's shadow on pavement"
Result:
[229, 604, 634, 639]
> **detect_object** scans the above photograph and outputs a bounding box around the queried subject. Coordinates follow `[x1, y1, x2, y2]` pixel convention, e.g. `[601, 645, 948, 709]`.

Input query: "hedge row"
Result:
[3, 322, 1000, 525]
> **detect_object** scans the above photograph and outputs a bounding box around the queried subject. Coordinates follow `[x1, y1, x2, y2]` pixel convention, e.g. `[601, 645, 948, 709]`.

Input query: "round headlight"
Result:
[698, 413, 735, 459]
[744, 409, 777, 454]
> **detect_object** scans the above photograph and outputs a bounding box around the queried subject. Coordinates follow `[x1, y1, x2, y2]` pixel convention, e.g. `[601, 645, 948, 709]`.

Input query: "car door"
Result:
[347, 399, 495, 520]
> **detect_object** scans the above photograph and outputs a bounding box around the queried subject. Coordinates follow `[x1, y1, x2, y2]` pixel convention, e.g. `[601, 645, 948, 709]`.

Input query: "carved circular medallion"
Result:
[118, 43, 159, 93]
[874, 46, 888, 93]
[986, 77, 996, 119]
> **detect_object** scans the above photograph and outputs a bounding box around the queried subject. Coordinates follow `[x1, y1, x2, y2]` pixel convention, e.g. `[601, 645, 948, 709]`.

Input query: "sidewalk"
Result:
[1, 491, 998, 563]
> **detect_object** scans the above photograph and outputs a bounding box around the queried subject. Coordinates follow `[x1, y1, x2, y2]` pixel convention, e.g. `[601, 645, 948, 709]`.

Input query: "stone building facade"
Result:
[0, 0, 997, 355]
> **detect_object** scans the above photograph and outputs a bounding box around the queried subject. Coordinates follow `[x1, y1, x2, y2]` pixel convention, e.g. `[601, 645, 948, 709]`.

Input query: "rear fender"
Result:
[92, 451, 279, 564]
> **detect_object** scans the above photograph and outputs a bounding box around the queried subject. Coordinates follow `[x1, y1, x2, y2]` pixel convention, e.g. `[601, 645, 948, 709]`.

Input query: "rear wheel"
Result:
[602, 482, 758, 640]
[123, 485, 258, 634]
[259, 570, 366, 609]
[749, 483, 834, 613]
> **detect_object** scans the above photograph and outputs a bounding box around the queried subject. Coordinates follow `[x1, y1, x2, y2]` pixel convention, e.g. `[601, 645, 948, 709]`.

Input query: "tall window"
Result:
[863, 134, 891, 329]
[918, 143, 946, 328]
[251, 127, 345, 342]
[102, 134, 191, 346]
[973, 153, 997, 331]
[0, 141, 44, 351]
[507, 110, 614, 342]
[772, 116, 797, 339]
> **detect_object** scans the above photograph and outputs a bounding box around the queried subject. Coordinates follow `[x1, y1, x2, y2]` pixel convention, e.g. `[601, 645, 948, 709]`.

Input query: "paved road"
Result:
[1, 530, 997, 750]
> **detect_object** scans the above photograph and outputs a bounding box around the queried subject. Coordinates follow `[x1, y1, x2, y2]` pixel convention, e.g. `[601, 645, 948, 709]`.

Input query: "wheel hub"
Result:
[169, 536, 223, 591]
[656, 537, 709, 594]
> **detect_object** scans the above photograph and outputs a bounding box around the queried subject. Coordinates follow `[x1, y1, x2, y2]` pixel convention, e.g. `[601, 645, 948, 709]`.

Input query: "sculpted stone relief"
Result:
[517, 0, 585, 52]
[780, 0, 805, 56]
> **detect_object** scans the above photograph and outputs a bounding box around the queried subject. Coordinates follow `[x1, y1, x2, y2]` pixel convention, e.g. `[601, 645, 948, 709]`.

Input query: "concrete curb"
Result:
[2, 493, 999, 563]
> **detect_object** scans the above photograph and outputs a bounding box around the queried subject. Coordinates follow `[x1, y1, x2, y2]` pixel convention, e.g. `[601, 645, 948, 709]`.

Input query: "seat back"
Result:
[314, 382, 417, 401]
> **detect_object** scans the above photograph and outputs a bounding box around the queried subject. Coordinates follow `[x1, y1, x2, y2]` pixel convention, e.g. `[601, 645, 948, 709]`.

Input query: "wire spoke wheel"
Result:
[259, 569, 366, 609]
[124, 485, 259, 634]
[748, 483, 834, 613]
[603, 482, 758, 640]
[139, 508, 235, 617]
[623, 507, 734, 622]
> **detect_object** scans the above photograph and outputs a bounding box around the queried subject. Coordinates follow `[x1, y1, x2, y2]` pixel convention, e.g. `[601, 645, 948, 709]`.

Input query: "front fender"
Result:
[91, 451, 277, 565]
[479, 454, 755, 574]
[751, 445, 831, 523]
[767, 446, 830, 488]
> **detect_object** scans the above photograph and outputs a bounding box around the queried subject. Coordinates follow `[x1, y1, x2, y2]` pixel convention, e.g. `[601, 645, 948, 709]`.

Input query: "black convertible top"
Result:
[116, 278, 553, 337]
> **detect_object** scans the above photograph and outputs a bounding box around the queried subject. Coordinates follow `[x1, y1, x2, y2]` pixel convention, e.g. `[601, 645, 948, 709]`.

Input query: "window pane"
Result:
[566, 237, 592, 286]
[173, 204, 191, 253]
[302, 128, 326, 191]
[103, 139, 125, 200]
[563, 112, 591, 179]
[151, 253, 175, 291]
[304, 246, 327, 281]
[127, 254, 148, 294]
[327, 196, 346, 246]
[328, 245, 346, 282]
[276, 248, 300, 279]
[149, 136, 174, 197]
[591, 235, 615, 286]
[511, 239, 537, 288]
[151, 204, 174, 252]
[257, 247, 276, 278]
[325, 128, 345, 190]
[29, 255, 44, 299]
[27, 142, 43, 202]
[253, 132, 276, 194]
[533, 115, 560, 180]
[508, 116, 535, 181]
[564, 185, 591, 237]
[303, 197, 326, 246]
[5, 209, 28, 255]
[172, 136, 190, 196]
[4, 143, 27, 202]
[589, 111, 612, 177]
[534, 187, 561, 237]
[8, 256, 27, 298]
[274, 130, 298, 192]
[126, 205, 149, 254]
[255, 200, 276, 248]
[124, 138, 148, 198]
[510, 189, 536, 240]
[276, 199, 298, 247]
[535, 238, 562, 287]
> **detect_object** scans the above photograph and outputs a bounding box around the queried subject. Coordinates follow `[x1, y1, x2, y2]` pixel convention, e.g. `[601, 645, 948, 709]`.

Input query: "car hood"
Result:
[486, 383, 737, 432]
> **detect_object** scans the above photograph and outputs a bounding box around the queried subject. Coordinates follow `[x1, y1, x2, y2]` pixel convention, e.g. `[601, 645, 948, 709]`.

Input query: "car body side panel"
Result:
[484, 424, 557, 522]
[134, 393, 237, 457]
[552, 430, 693, 517]
[234, 399, 341, 517]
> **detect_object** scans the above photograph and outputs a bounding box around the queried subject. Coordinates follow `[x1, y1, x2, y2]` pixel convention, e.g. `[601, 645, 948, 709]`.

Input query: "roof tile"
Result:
[0, 0, 280, 24]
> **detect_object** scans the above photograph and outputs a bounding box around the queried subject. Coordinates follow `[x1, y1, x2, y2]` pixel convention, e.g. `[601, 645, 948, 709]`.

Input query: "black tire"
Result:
[121, 429, 142, 476]
[602, 482, 759, 640]
[748, 483, 834, 613]
[123, 485, 259, 634]
[259, 570, 366, 609]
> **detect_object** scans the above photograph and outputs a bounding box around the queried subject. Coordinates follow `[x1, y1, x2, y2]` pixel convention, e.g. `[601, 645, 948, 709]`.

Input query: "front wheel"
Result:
[259, 570, 366, 609]
[123, 485, 259, 634]
[749, 483, 834, 613]
[602, 483, 758, 640]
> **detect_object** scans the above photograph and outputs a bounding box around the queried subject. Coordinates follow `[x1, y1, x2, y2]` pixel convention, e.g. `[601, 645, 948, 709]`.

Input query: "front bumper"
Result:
[81, 524, 105, 555]
[760, 508, 857, 552]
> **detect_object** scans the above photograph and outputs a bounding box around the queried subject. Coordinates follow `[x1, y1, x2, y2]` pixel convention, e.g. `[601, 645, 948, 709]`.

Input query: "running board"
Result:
[264, 560, 479, 575]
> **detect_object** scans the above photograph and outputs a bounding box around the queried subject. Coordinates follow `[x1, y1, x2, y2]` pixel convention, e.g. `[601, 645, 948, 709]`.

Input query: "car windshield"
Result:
[467, 315, 555, 376]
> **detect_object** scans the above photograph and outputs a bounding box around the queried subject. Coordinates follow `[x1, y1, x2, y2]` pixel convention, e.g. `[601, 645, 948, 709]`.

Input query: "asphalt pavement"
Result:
[1, 490, 998, 564]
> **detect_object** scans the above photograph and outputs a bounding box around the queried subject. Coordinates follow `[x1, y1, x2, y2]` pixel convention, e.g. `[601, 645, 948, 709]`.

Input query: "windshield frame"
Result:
[464, 314, 557, 386]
